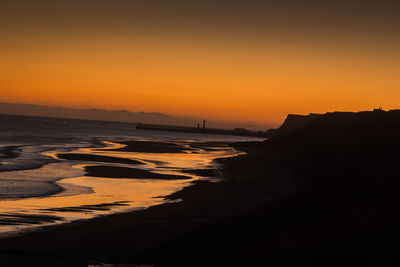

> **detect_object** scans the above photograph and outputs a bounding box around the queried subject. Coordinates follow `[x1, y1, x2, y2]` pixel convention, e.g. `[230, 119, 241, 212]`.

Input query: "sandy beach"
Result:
[0, 139, 294, 266]
[1, 110, 400, 266]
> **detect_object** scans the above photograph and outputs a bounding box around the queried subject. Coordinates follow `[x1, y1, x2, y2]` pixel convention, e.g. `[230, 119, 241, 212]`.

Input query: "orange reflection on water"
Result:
[0, 141, 242, 236]
[0, 176, 187, 235]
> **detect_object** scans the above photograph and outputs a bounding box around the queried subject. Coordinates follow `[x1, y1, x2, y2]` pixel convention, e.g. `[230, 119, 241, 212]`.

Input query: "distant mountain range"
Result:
[0, 102, 265, 130]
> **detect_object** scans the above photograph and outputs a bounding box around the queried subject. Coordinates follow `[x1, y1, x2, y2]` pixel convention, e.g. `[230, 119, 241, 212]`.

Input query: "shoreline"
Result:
[0, 140, 135, 201]
[0, 140, 294, 265]
[1, 109, 399, 265]
[0, 139, 246, 240]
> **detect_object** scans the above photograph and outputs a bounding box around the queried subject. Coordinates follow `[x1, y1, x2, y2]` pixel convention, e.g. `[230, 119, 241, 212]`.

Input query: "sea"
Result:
[0, 114, 261, 236]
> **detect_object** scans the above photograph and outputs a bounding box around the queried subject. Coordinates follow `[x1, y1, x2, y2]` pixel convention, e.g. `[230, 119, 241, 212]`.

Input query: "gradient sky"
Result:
[1, 0, 399, 128]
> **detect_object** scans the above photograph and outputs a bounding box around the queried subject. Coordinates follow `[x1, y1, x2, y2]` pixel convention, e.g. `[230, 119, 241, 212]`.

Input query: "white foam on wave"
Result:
[0, 162, 87, 199]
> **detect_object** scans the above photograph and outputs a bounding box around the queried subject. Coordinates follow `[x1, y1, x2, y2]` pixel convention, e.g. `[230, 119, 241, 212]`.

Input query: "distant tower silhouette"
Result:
[203, 120, 206, 129]
[197, 123, 200, 129]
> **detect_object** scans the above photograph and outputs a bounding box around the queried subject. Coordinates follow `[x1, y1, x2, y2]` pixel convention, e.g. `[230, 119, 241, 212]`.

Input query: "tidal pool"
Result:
[0, 140, 242, 236]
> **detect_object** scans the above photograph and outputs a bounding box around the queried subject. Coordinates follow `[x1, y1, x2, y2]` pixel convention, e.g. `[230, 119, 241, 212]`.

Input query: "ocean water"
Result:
[0, 114, 261, 235]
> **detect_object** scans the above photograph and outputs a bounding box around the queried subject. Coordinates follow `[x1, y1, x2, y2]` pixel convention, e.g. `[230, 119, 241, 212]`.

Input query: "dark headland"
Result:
[1, 109, 400, 266]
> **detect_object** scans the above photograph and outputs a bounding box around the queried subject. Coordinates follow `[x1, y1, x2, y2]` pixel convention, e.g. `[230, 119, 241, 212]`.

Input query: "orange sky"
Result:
[1, 1, 400, 128]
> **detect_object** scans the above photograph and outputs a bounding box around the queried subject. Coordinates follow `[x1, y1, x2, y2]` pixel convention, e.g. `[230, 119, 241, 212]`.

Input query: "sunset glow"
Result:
[1, 1, 399, 128]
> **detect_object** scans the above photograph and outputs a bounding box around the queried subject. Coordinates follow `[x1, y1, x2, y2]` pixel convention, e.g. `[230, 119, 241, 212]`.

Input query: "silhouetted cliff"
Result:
[263, 109, 400, 191]
[227, 109, 400, 265]
[267, 113, 322, 137]
[157, 109, 400, 266]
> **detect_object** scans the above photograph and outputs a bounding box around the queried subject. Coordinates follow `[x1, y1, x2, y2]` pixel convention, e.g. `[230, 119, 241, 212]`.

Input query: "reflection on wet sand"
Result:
[0, 140, 242, 236]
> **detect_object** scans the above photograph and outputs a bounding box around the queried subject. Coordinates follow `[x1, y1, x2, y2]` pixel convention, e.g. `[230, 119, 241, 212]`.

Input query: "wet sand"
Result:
[0, 146, 20, 159]
[0, 214, 62, 226]
[57, 153, 144, 165]
[84, 165, 192, 180]
[0, 140, 293, 266]
[0, 139, 236, 236]
[43, 201, 130, 213]
[2, 111, 400, 266]
[180, 168, 220, 177]
[112, 140, 191, 153]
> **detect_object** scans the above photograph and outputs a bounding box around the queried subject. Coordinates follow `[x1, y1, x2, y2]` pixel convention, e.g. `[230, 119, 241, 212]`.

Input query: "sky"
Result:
[1, 0, 399, 128]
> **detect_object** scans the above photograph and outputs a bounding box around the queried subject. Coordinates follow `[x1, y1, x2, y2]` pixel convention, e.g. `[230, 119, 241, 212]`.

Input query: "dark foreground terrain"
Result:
[1, 109, 400, 266]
